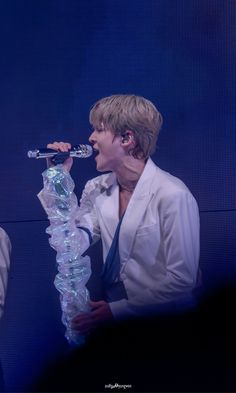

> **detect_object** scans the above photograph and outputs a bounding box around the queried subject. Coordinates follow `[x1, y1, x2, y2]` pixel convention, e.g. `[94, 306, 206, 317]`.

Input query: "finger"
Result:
[47, 142, 60, 150]
[47, 142, 71, 152]
[71, 321, 89, 331]
[71, 318, 91, 328]
[71, 312, 91, 323]
[71, 316, 94, 329]
[71, 318, 95, 332]
[58, 142, 71, 152]
[46, 157, 54, 168]
[91, 308, 107, 321]
[89, 300, 106, 309]
[71, 322, 91, 334]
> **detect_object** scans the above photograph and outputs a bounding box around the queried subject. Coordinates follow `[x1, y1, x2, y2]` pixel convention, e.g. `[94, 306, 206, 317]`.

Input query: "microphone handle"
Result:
[29, 150, 85, 165]
[30, 150, 71, 159]
[50, 152, 71, 165]
[28, 144, 93, 160]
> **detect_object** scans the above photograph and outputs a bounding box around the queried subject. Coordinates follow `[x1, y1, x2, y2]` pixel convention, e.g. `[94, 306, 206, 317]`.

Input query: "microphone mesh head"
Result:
[75, 144, 93, 158]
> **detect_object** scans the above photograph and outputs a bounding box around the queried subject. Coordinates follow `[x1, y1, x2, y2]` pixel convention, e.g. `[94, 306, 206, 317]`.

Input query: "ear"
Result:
[120, 130, 135, 146]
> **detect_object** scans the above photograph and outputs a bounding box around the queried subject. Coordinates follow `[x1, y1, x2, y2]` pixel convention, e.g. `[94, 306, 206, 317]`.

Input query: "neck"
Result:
[115, 157, 146, 192]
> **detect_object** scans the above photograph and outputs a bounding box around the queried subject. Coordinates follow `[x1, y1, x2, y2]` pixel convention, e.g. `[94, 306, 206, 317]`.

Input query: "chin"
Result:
[96, 162, 112, 172]
[95, 157, 113, 172]
[96, 165, 109, 172]
[96, 160, 104, 172]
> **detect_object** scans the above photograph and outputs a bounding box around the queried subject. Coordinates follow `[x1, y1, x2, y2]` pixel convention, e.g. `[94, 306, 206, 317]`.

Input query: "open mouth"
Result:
[93, 147, 100, 156]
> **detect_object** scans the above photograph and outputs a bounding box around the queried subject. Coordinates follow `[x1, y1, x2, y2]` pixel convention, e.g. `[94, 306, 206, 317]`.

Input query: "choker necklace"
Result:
[118, 183, 136, 192]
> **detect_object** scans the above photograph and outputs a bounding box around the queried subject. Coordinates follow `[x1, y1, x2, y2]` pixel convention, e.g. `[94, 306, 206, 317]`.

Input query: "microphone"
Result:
[27, 144, 93, 164]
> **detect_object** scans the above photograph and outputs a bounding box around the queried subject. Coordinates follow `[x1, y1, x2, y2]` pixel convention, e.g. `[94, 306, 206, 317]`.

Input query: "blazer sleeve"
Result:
[0, 228, 11, 319]
[110, 190, 200, 319]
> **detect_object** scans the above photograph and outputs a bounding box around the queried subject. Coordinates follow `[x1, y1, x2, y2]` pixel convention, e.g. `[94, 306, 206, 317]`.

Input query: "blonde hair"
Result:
[89, 94, 163, 159]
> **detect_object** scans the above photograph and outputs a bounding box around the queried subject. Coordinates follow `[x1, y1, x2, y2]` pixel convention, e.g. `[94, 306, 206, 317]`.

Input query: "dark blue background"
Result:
[0, 0, 235, 391]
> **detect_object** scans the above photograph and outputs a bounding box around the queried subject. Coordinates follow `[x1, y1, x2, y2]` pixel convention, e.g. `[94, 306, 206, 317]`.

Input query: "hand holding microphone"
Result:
[27, 142, 93, 170]
[46, 142, 73, 171]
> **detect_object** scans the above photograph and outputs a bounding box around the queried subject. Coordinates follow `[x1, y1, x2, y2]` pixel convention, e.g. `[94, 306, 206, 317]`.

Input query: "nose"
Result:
[88, 130, 96, 145]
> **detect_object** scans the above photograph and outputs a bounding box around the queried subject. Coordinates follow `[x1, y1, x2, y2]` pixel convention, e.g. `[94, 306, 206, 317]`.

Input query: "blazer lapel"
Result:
[119, 159, 158, 266]
[95, 172, 120, 239]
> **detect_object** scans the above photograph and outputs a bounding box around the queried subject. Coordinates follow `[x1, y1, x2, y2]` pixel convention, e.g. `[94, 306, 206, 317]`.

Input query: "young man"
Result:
[39, 94, 200, 337]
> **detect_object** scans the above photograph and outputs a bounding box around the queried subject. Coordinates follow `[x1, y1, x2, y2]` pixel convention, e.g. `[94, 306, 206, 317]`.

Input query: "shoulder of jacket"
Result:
[0, 227, 11, 251]
[0, 227, 8, 240]
[154, 166, 195, 199]
[84, 172, 114, 192]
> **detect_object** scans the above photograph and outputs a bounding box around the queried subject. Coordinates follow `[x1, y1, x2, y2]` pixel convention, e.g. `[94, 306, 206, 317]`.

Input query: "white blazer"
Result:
[76, 158, 200, 319]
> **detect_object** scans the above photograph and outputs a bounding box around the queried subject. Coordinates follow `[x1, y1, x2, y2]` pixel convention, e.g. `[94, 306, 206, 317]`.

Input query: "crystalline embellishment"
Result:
[39, 165, 91, 346]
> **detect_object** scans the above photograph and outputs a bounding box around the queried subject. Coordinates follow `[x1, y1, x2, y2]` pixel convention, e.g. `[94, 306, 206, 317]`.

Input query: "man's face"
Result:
[89, 126, 125, 172]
